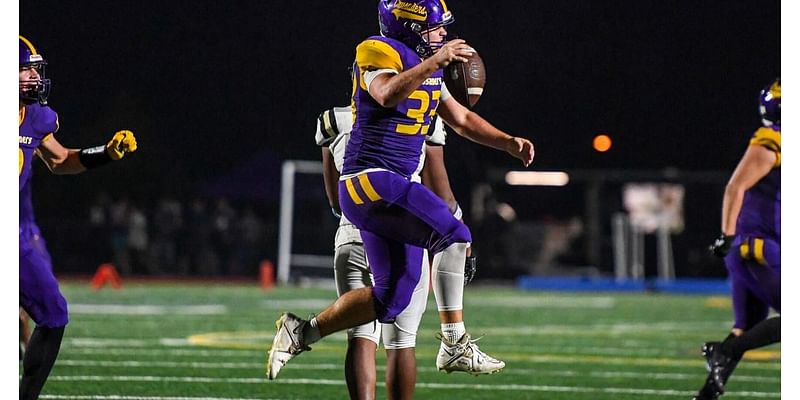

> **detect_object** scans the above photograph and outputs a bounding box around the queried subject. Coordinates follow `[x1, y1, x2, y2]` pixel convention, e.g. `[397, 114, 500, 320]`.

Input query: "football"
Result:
[443, 50, 486, 108]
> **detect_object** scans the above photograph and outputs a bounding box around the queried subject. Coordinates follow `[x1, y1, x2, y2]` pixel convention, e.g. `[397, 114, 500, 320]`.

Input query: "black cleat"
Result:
[702, 341, 741, 395]
[691, 341, 743, 399]
[692, 374, 721, 400]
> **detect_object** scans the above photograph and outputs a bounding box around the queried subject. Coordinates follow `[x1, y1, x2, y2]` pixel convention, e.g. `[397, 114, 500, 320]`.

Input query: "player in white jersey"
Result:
[315, 106, 494, 399]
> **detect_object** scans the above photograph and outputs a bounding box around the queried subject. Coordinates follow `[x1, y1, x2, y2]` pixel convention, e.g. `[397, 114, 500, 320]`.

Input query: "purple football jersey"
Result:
[19, 103, 69, 328]
[19, 103, 59, 224]
[343, 36, 445, 178]
[736, 127, 781, 240]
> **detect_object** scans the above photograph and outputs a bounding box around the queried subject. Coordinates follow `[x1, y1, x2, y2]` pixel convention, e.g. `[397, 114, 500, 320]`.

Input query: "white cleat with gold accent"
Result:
[436, 332, 505, 375]
[266, 312, 310, 380]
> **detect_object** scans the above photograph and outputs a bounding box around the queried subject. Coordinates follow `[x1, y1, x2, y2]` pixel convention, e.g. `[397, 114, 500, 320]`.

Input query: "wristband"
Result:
[452, 203, 463, 220]
[78, 145, 113, 169]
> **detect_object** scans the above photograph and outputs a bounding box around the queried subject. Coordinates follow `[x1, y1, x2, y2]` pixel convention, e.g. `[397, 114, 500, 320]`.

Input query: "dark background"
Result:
[20, 1, 780, 277]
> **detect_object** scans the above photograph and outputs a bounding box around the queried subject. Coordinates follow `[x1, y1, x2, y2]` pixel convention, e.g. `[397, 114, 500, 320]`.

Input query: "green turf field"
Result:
[34, 282, 779, 399]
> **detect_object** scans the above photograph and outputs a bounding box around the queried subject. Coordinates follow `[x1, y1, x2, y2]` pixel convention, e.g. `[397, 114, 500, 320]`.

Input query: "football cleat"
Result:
[692, 341, 742, 399]
[692, 375, 722, 400]
[702, 341, 741, 394]
[436, 332, 505, 375]
[266, 312, 311, 380]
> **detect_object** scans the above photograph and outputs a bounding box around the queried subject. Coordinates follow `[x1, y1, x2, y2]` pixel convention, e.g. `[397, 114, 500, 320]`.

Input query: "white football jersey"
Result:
[315, 106, 447, 248]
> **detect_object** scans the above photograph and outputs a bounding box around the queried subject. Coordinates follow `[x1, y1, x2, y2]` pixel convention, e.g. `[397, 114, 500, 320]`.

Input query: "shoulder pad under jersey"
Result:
[355, 37, 405, 73]
[31, 105, 60, 138]
[750, 127, 781, 167]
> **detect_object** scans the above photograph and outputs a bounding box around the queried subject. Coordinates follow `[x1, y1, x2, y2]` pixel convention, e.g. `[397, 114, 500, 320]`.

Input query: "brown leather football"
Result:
[443, 50, 486, 108]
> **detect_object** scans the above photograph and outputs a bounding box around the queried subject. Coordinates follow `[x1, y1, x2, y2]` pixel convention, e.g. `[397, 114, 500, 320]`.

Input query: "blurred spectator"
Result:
[534, 216, 585, 275]
[128, 203, 149, 274]
[88, 192, 113, 266]
[229, 207, 266, 276]
[212, 198, 237, 275]
[474, 198, 519, 279]
[78, 195, 280, 278]
[110, 197, 131, 274]
[184, 198, 219, 275]
[149, 197, 183, 274]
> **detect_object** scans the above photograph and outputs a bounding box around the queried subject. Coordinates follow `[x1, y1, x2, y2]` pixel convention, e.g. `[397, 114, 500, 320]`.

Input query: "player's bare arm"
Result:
[37, 130, 138, 175]
[321, 148, 341, 215]
[36, 137, 85, 174]
[721, 145, 776, 235]
[437, 97, 534, 167]
[369, 39, 473, 108]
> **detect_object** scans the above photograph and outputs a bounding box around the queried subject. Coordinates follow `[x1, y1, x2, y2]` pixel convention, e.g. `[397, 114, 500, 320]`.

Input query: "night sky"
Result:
[20, 0, 780, 212]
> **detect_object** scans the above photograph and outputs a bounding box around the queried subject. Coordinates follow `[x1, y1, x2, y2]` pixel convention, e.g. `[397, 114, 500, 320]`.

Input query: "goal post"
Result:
[277, 159, 334, 284]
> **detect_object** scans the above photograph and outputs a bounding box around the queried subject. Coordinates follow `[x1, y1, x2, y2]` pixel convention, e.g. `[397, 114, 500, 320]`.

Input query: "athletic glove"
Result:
[106, 130, 138, 160]
[709, 233, 734, 258]
[464, 255, 477, 286]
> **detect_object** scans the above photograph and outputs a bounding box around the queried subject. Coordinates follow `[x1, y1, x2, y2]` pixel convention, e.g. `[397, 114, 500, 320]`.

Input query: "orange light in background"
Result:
[593, 134, 612, 152]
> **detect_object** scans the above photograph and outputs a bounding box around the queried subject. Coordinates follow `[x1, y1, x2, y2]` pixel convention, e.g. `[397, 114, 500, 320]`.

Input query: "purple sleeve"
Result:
[32, 105, 59, 139]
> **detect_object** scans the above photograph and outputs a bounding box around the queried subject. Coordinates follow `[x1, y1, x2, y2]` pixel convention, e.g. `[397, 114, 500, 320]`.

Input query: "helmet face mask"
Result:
[379, 0, 455, 58]
[419, 24, 451, 55]
[19, 36, 51, 105]
[759, 78, 780, 129]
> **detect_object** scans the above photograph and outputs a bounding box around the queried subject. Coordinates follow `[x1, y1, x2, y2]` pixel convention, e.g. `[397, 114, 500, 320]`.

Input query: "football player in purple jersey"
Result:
[267, 0, 533, 381]
[318, 107, 439, 399]
[19, 35, 138, 400]
[317, 106, 479, 399]
[693, 79, 781, 400]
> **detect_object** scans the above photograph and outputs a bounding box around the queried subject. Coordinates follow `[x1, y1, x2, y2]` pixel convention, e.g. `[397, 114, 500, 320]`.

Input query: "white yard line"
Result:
[61, 336, 737, 353]
[69, 304, 228, 315]
[58, 360, 258, 369]
[261, 299, 334, 309]
[41, 396, 283, 400]
[58, 344, 779, 370]
[65, 338, 194, 347]
[465, 296, 616, 308]
[261, 296, 618, 310]
[55, 343, 701, 361]
[55, 359, 780, 383]
[61, 347, 256, 357]
[46, 375, 780, 398]
[498, 353, 780, 370]
[66, 338, 155, 347]
[478, 321, 733, 336]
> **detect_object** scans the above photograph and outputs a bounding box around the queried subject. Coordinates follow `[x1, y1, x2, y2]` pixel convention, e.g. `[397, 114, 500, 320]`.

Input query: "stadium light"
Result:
[505, 171, 570, 186]
[593, 134, 613, 152]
